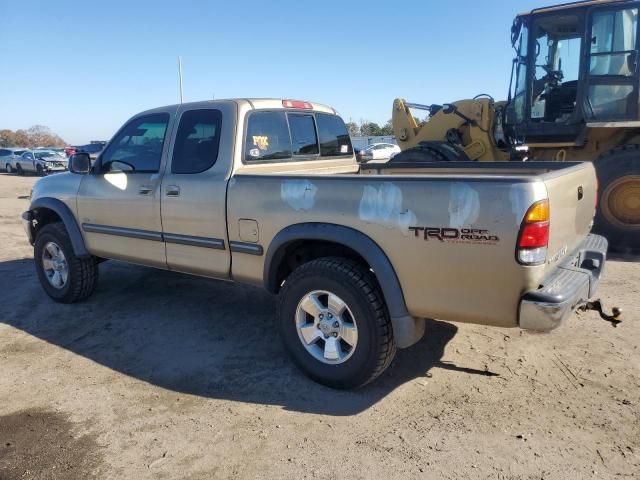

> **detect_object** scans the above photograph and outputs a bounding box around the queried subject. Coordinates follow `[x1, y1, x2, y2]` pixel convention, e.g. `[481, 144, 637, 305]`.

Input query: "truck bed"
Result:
[228, 161, 597, 328]
[360, 160, 586, 177]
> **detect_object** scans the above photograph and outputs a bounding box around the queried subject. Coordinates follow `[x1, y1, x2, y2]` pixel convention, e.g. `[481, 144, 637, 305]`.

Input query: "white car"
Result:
[14, 150, 68, 175]
[357, 143, 401, 163]
[1, 148, 27, 173]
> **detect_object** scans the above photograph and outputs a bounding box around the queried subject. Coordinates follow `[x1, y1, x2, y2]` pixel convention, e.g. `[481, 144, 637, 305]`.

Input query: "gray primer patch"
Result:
[281, 179, 318, 211]
[448, 182, 480, 228]
[359, 182, 417, 236]
[509, 184, 526, 226]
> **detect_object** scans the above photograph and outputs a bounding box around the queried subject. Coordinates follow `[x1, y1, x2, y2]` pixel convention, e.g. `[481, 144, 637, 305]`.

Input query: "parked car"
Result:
[1, 148, 27, 173]
[14, 150, 67, 175]
[23, 98, 610, 389]
[37, 147, 66, 155]
[357, 142, 401, 163]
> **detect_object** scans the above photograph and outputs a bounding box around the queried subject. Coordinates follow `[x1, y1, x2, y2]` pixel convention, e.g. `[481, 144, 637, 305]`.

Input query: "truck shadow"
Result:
[0, 259, 493, 416]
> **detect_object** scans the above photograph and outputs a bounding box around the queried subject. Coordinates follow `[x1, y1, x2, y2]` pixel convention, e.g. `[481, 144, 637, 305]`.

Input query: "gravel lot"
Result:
[0, 173, 638, 480]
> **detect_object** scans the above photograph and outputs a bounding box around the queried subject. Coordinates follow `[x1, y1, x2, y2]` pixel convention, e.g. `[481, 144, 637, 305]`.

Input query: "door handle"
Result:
[139, 185, 153, 195]
[165, 185, 180, 197]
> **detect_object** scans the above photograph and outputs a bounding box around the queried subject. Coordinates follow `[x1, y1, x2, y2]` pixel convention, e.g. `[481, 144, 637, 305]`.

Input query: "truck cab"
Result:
[506, 0, 640, 141]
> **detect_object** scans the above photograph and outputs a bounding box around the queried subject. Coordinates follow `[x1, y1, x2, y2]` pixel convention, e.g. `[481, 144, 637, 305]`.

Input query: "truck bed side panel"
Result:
[227, 174, 547, 328]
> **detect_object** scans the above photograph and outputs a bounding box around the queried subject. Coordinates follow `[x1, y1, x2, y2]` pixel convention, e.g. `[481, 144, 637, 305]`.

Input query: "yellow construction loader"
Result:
[392, 0, 640, 250]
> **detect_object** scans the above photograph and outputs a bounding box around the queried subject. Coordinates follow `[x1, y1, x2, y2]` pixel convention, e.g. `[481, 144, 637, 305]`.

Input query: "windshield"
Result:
[530, 14, 581, 123]
[34, 151, 56, 158]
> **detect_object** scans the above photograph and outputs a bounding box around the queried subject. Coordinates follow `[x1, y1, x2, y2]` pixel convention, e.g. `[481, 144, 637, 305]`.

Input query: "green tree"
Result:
[360, 121, 382, 136]
[345, 121, 359, 137]
[380, 120, 394, 136]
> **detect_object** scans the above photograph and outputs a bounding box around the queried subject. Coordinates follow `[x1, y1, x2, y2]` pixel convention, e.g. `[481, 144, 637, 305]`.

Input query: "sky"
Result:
[0, 0, 553, 145]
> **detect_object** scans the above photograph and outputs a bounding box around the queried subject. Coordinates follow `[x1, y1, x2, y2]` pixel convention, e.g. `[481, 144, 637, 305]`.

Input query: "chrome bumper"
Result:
[519, 234, 608, 331]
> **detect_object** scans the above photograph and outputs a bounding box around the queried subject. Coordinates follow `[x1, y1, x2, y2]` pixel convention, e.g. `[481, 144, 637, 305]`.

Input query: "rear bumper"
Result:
[519, 234, 607, 331]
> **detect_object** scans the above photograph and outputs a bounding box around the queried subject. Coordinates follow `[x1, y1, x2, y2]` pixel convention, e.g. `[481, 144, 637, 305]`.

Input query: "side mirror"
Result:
[69, 153, 91, 174]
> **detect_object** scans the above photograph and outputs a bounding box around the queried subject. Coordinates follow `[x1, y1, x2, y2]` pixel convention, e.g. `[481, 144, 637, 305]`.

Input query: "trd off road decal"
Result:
[408, 227, 499, 244]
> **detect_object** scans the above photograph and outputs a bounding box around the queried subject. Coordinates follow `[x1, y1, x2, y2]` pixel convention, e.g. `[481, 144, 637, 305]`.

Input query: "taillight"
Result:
[282, 99, 313, 109]
[517, 199, 550, 265]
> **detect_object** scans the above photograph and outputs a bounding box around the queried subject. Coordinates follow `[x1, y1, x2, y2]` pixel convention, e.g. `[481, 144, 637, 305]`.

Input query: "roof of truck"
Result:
[138, 98, 338, 116]
[518, 0, 631, 17]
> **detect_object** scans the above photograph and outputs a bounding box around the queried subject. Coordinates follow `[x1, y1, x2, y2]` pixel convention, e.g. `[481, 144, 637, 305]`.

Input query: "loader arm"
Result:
[392, 97, 510, 162]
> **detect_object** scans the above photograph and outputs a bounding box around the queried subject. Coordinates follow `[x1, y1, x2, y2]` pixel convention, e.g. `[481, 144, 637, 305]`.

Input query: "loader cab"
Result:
[505, 1, 640, 144]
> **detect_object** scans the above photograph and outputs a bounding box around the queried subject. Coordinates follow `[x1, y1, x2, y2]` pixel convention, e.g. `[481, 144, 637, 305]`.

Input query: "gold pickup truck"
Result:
[23, 98, 611, 388]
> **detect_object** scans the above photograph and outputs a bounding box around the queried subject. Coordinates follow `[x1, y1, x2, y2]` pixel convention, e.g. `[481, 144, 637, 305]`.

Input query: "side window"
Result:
[0, 150, 8, 157]
[316, 113, 353, 157]
[587, 8, 639, 119]
[172, 109, 222, 174]
[590, 8, 638, 76]
[100, 113, 169, 172]
[244, 111, 291, 161]
[288, 114, 318, 156]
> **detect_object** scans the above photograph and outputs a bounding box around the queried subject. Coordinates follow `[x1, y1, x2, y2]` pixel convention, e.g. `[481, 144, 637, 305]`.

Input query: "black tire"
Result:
[277, 257, 396, 389]
[389, 141, 470, 164]
[34, 222, 99, 303]
[5, 163, 12, 174]
[593, 146, 640, 251]
[36, 163, 44, 176]
[16, 164, 23, 175]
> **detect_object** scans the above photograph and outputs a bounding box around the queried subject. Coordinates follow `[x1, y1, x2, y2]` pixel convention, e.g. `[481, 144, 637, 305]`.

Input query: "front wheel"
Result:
[34, 222, 99, 303]
[15, 164, 23, 175]
[278, 257, 396, 389]
[5, 163, 12, 173]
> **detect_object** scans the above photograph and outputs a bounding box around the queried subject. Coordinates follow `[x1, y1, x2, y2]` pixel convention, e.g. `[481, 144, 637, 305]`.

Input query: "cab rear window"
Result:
[316, 113, 353, 157]
[244, 110, 353, 162]
[244, 111, 291, 161]
[288, 114, 318, 155]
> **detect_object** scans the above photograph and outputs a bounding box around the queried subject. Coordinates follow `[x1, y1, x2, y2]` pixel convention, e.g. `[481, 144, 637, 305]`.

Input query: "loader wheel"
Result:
[594, 146, 640, 251]
[278, 257, 396, 389]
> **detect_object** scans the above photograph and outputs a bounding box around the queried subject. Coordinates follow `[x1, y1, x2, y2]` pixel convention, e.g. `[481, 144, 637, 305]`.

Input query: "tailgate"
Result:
[542, 163, 598, 271]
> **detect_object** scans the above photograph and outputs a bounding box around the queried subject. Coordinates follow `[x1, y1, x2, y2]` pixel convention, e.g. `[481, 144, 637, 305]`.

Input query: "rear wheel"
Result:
[34, 222, 99, 303]
[278, 257, 396, 389]
[594, 146, 640, 251]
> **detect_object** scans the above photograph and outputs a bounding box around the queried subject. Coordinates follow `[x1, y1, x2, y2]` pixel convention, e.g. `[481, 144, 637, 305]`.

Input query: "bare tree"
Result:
[0, 126, 66, 148]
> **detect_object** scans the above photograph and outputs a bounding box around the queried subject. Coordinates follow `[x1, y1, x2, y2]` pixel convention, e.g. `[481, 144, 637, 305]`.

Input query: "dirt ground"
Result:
[0, 173, 638, 480]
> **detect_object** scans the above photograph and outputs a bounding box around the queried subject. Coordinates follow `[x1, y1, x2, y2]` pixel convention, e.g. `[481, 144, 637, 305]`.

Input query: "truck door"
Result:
[525, 12, 585, 142]
[76, 111, 173, 268]
[160, 103, 233, 278]
[584, 3, 640, 121]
